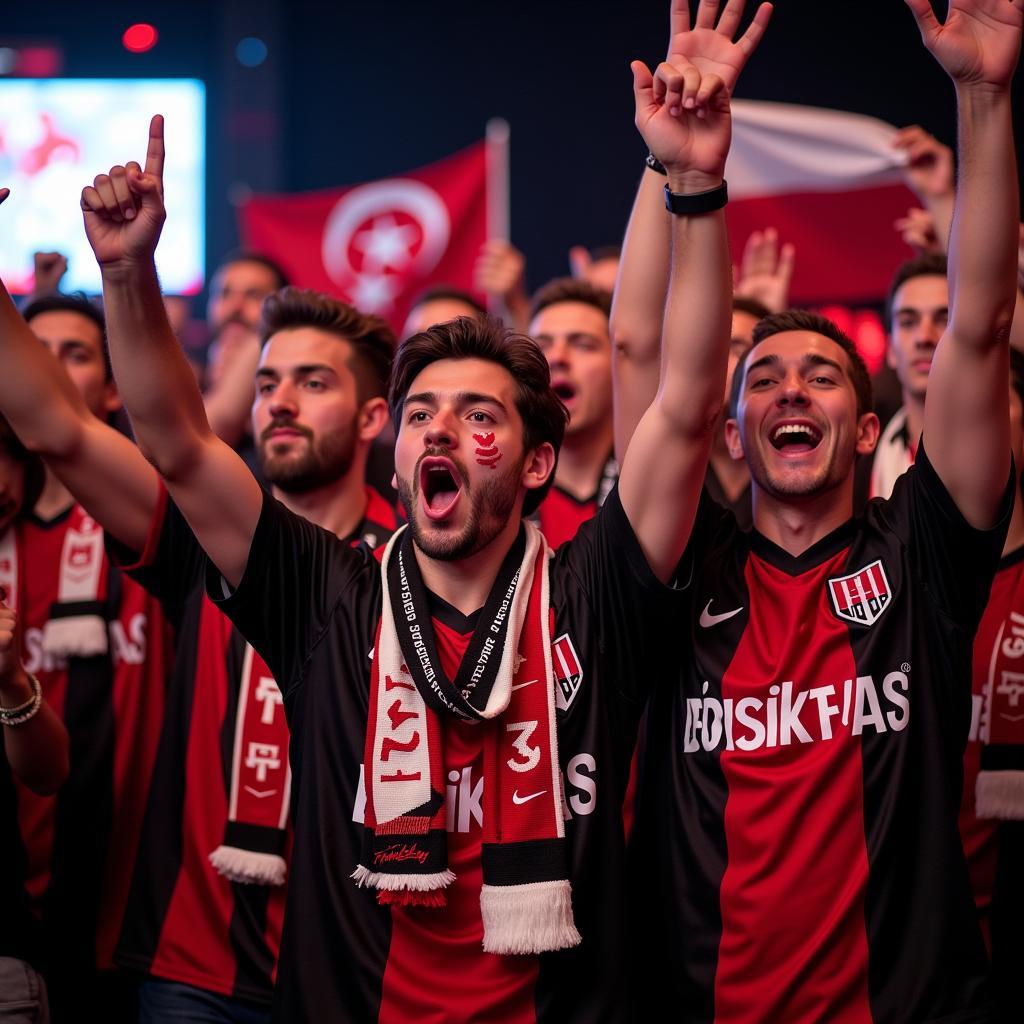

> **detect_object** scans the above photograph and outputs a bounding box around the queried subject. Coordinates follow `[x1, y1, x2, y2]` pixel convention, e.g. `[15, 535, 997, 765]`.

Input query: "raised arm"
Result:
[0, 191, 157, 551]
[610, 0, 772, 464]
[80, 117, 263, 585]
[618, 0, 772, 583]
[911, 0, 1022, 528]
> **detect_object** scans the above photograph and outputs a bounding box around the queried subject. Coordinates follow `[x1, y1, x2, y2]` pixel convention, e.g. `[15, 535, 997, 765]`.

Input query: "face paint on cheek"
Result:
[473, 431, 502, 469]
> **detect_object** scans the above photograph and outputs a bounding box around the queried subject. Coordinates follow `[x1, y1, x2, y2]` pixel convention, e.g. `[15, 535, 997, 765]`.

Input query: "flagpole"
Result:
[485, 118, 510, 243]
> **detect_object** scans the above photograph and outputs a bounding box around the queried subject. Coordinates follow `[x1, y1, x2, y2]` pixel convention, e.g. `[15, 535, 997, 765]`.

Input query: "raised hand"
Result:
[892, 125, 954, 201]
[474, 240, 527, 305]
[894, 207, 945, 254]
[906, 0, 1023, 87]
[632, 1, 772, 188]
[0, 601, 20, 686]
[32, 251, 68, 296]
[735, 227, 794, 312]
[80, 114, 166, 270]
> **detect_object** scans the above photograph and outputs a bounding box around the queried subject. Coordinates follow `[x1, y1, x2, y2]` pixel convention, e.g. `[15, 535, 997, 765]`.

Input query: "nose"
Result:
[917, 317, 941, 347]
[424, 406, 458, 449]
[546, 337, 570, 370]
[777, 370, 810, 407]
[268, 378, 298, 418]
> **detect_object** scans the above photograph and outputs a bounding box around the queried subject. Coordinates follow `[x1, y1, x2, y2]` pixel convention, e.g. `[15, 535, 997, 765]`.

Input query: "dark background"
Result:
[6, 0, 1024, 305]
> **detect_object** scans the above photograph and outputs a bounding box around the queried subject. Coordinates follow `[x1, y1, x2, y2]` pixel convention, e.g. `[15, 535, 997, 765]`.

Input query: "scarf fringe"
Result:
[480, 880, 582, 954]
[209, 845, 287, 885]
[976, 769, 1024, 820]
[42, 615, 108, 658]
[351, 864, 456, 891]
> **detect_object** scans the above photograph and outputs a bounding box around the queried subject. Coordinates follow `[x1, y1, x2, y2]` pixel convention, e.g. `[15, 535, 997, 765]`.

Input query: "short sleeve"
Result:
[205, 488, 372, 694]
[882, 442, 1014, 629]
[552, 484, 694, 704]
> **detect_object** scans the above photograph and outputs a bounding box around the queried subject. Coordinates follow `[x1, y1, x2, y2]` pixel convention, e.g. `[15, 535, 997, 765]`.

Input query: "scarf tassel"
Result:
[480, 880, 582, 955]
[976, 769, 1024, 820]
[209, 845, 287, 885]
[351, 864, 456, 892]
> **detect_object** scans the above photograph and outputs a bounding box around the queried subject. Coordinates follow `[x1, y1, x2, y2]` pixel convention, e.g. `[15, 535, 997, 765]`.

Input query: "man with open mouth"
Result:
[71, 0, 762, 1018]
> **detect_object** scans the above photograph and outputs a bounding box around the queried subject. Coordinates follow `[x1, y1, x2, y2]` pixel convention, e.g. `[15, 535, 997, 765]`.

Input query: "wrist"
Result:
[0, 666, 31, 705]
[665, 170, 725, 195]
[99, 255, 158, 286]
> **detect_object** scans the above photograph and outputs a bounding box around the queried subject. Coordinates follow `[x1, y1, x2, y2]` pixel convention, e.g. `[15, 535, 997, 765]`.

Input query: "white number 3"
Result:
[505, 720, 540, 773]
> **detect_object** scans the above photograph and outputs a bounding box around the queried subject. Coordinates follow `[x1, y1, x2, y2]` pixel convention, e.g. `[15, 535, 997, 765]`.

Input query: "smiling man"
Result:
[529, 279, 616, 548]
[72, 0, 768, 1017]
[628, 1, 1024, 1021]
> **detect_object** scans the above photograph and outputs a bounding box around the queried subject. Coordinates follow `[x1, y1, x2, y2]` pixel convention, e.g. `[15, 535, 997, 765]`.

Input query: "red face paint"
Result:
[473, 431, 502, 469]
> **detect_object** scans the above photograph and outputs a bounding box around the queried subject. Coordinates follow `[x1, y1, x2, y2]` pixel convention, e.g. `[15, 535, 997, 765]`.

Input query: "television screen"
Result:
[0, 78, 205, 295]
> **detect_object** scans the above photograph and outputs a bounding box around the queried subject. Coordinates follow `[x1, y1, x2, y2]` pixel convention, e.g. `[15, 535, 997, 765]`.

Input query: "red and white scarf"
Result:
[354, 522, 581, 955]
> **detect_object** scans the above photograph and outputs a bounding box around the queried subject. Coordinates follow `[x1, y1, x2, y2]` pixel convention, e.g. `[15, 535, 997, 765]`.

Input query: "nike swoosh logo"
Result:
[512, 790, 547, 805]
[511, 679, 538, 691]
[699, 600, 743, 628]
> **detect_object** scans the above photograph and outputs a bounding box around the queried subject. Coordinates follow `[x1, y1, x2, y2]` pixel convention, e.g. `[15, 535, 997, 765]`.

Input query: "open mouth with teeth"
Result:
[420, 459, 463, 520]
[769, 422, 823, 454]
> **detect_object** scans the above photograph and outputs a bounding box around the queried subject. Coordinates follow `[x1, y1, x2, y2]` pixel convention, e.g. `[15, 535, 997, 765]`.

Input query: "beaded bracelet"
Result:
[0, 674, 42, 727]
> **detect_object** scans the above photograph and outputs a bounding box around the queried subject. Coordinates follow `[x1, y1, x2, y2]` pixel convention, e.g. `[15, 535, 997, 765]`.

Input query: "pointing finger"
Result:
[669, 0, 691, 41]
[144, 114, 165, 180]
[736, 2, 774, 58]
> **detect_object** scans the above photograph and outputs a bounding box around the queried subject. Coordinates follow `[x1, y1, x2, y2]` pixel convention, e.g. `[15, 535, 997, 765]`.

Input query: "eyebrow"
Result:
[894, 305, 949, 316]
[404, 390, 508, 413]
[255, 363, 338, 380]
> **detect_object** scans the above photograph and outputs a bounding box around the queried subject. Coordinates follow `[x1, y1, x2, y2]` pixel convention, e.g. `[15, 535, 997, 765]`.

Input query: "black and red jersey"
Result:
[210, 485, 670, 1023]
[9, 506, 171, 994]
[112, 486, 396, 1005]
[534, 455, 617, 549]
[630, 445, 1011, 1024]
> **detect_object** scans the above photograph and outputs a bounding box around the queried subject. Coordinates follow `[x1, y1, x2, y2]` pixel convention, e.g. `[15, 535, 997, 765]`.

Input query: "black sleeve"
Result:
[883, 442, 1014, 630]
[205, 488, 371, 694]
[553, 484, 697, 704]
[104, 487, 205, 631]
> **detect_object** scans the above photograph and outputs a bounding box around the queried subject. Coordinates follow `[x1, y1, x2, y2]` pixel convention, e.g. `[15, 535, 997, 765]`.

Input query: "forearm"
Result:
[101, 260, 214, 478]
[610, 167, 672, 459]
[0, 278, 91, 457]
[1, 669, 69, 795]
[947, 86, 1019, 347]
[204, 335, 261, 447]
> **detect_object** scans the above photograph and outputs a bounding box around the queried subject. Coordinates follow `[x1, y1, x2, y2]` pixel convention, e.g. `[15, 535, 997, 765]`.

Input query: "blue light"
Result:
[236, 37, 268, 68]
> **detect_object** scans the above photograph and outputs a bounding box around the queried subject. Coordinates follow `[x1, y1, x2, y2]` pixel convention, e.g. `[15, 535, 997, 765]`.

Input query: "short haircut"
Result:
[23, 293, 111, 381]
[730, 309, 873, 419]
[885, 252, 947, 329]
[732, 296, 772, 322]
[0, 415, 45, 516]
[389, 316, 569, 516]
[408, 286, 487, 317]
[529, 277, 612, 322]
[260, 287, 395, 402]
[215, 250, 290, 291]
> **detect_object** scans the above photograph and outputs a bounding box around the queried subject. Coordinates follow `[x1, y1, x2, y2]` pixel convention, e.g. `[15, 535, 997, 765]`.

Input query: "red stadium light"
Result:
[122, 24, 158, 54]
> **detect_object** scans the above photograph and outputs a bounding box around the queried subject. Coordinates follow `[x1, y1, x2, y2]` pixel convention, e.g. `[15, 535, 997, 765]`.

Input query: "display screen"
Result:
[0, 78, 205, 294]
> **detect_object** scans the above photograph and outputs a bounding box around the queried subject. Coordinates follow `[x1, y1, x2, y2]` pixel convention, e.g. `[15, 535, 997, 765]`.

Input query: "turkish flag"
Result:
[726, 101, 919, 306]
[239, 142, 488, 331]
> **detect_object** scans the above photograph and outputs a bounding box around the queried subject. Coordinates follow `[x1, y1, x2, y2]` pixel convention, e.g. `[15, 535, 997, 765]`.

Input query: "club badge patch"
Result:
[552, 632, 583, 711]
[828, 559, 892, 627]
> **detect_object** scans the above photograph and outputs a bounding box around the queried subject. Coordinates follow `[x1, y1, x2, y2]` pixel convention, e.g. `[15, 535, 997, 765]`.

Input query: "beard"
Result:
[397, 449, 523, 562]
[259, 420, 357, 494]
[743, 431, 853, 500]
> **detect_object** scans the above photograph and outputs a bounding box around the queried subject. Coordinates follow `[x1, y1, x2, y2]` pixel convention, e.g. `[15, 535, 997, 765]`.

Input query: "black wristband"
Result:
[645, 153, 668, 176]
[663, 180, 728, 215]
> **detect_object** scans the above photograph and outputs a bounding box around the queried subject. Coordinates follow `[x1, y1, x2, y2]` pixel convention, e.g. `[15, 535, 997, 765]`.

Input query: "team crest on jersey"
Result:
[552, 632, 582, 711]
[828, 559, 892, 627]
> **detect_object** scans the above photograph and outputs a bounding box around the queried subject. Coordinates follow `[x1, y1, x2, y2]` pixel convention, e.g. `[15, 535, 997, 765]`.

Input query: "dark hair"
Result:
[529, 277, 612, 322]
[885, 252, 947, 329]
[23, 293, 111, 381]
[730, 309, 873, 419]
[408, 286, 487, 318]
[260, 287, 394, 402]
[732, 296, 772, 322]
[0, 416, 45, 517]
[389, 316, 569, 516]
[215, 250, 290, 291]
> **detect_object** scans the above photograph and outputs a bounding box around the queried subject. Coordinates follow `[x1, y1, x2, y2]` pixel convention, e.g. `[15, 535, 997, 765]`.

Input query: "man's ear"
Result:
[724, 417, 745, 461]
[103, 379, 123, 416]
[357, 397, 390, 443]
[522, 441, 556, 496]
[856, 411, 881, 456]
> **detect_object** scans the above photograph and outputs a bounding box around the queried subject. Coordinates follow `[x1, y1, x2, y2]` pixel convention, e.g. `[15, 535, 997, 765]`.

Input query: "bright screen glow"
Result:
[0, 79, 204, 294]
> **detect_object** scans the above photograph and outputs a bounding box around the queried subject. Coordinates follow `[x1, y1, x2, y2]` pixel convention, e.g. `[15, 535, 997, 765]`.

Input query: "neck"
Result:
[902, 394, 925, 450]
[709, 428, 749, 503]
[33, 467, 75, 521]
[751, 479, 854, 556]
[272, 460, 368, 540]
[1004, 479, 1024, 556]
[412, 513, 523, 617]
[555, 422, 613, 500]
